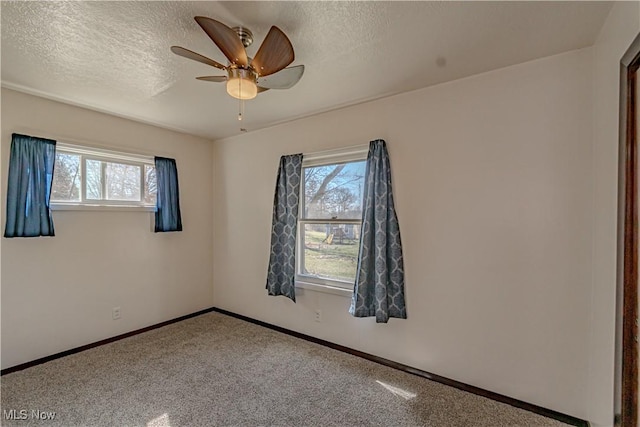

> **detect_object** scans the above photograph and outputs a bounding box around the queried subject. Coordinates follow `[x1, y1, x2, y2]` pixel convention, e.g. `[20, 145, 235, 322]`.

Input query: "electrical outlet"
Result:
[314, 309, 322, 323]
[112, 307, 121, 320]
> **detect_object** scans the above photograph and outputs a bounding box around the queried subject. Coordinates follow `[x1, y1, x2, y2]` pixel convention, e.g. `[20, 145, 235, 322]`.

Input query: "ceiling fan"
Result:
[171, 16, 304, 102]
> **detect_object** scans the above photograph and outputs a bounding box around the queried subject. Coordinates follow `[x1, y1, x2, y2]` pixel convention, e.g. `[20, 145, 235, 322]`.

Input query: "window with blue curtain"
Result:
[4, 133, 57, 238]
[154, 156, 182, 232]
[264, 142, 406, 323]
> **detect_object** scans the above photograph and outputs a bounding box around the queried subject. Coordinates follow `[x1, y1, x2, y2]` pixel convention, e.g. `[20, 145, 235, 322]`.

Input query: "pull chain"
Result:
[238, 97, 244, 121]
[238, 77, 243, 121]
[235, 72, 248, 130]
[238, 99, 247, 132]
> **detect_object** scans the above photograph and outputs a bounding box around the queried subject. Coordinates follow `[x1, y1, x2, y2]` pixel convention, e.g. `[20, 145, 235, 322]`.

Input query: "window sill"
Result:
[51, 203, 156, 212]
[296, 280, 353, 297]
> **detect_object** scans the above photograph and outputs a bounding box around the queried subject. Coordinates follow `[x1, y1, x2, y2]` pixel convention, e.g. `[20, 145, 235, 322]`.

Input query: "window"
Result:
[297, 147, 367, 290]
[51, 143, 156, 208]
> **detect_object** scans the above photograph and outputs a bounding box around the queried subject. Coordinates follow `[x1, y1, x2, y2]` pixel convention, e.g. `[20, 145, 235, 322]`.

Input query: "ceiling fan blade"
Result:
[194, 16, 248, 67]
[257, 65, 304, 89]
[196, 76, 228, 82]
[171, 46, 226, 71]
[251, 26, 294, 77]
[257, 86, 270, 94]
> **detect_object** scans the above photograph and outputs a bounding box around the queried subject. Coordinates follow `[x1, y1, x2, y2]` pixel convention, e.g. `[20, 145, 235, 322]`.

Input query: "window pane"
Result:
[300, 223, 361, 284]
[105, 162, 141, 201]
[303, 161, 366, 220]
[85, 159, 103, 200]
[51, 153, 81, 201]
[144, 164, 157, 205]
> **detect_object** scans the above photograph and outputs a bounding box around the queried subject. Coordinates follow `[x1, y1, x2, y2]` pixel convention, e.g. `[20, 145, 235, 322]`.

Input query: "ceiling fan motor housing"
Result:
[228, 67, 257, 83]
[233, 26, 254, 48]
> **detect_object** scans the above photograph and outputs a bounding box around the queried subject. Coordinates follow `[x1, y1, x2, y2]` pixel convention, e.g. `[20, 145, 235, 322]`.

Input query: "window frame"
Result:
[50, 142, 156, 210]
[295, 145, 368, 293]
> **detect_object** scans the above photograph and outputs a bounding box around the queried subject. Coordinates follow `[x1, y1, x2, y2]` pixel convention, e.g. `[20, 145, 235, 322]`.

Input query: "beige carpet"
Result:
[1, 312, 571, 426]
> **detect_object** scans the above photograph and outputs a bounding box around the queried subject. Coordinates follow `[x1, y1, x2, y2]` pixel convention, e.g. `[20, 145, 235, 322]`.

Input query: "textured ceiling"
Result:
[1, 1, 612, 140]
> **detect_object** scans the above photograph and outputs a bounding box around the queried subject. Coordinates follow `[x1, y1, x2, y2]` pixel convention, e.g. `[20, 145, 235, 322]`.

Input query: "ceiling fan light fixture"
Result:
[226, 68, 257, 100]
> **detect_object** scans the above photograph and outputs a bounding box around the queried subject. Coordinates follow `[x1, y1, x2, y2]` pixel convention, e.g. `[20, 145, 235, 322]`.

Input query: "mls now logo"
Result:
[3, 409, 56, 420]
[3, 410, 28, 420]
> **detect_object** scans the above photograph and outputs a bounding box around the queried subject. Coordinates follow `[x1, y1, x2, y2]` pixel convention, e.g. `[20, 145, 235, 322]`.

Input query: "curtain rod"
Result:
[303, 143, 370, 158]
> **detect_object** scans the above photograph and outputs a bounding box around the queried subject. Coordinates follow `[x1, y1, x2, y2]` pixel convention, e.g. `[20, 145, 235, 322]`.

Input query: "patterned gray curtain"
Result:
[266, 154, 303, 302]
[350, 140, 406, 323]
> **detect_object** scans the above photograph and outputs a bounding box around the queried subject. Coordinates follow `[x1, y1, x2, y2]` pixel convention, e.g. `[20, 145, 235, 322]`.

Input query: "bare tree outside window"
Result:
[50, 147, 156, 207]
[304, 162, 364, 220]
[299, 160, 366, 286]
[105, 162, 140, 201]
[86, 159, 102, 199]
[51, 153, 81, 201]
[144, 165, 157, 205]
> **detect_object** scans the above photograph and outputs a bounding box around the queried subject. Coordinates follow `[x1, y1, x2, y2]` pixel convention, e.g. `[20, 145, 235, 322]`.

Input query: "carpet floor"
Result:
[1, 312, 571, 427]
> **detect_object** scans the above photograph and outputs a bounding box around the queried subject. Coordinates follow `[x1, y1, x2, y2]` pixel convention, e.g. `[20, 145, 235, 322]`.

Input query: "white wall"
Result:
[213, 49, 594, 419]
[590, 3, 640, 426]
[0, 88, 214, 369]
